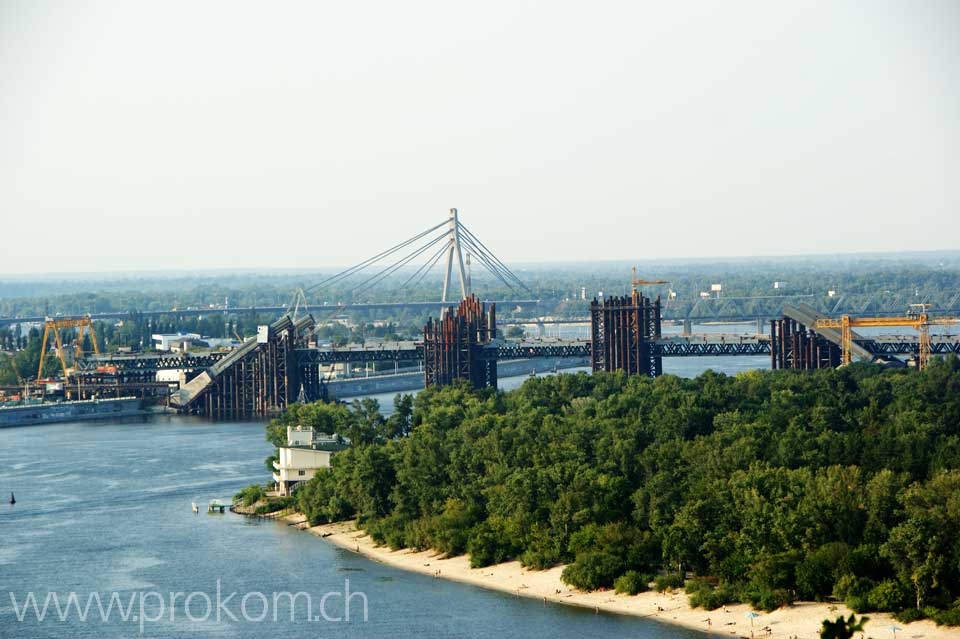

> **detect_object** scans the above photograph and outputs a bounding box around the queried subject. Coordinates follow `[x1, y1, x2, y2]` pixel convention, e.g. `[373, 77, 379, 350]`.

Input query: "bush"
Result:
[742, 585, 793, 612]
[253, 496, 295, 514]
[402, 516, 435, 551]
[235, 484, 266, 507]
[520, 526, 561, 570]
[845, 595, 872, 614]
[685, 579, 712, 596]
[833, 574, 876, 613]
[687, 580, 737, 610]
[931, 607, 960, 626]
[833, 574, 875, 603]
[614, 571, 650, 595]
[264, 454, 278, 473]
[893, 607, 926, 623]
[520, 547, 557, 571]
[796, 543, 850, 600]
[430, 499, 477, 556]
[867, 580, 910, 612]
[653, 572, 685, 592]
[561, 551, 624, 590]
[367, 513, 410, 550]
[298, 470, 352, 525]
[467, 520, 517, 568]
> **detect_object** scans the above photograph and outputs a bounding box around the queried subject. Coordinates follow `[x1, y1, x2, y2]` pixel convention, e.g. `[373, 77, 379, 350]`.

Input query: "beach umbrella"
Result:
[887, 625, 902, 638]
[745, 612, 760, 634]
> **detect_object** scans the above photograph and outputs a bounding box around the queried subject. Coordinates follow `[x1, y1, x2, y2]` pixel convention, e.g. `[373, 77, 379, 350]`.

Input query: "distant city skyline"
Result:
[1, 1, 958, 274]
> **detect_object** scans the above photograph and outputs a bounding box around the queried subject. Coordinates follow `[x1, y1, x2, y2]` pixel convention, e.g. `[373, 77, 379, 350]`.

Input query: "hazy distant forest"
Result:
[2, 253, 959, 320]
[278, 361, 960, 625]
[2, 254, 959, 385]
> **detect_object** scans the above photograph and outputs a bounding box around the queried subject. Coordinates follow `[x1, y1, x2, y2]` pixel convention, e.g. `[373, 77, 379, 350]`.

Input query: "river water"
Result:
[0, 359, 759, 637]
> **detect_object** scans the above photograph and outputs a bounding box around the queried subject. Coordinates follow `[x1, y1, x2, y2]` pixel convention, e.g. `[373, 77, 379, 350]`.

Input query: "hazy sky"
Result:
[1, 1, 958, 274]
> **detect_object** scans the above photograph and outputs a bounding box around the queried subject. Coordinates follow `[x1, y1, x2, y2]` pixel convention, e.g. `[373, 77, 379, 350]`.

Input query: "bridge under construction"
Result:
[71, 298, 958, 419]
[28, 210, 959, 419]
[4, 213, 959, 331]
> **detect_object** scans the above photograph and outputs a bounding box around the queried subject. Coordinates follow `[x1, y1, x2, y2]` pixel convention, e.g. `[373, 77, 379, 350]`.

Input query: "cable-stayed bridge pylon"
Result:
[289, 209, 531, 317]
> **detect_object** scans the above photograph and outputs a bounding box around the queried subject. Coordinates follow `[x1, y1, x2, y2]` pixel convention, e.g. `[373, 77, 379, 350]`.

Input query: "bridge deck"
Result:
[782, 304, 875, 361]
[75, 331, 960, 374]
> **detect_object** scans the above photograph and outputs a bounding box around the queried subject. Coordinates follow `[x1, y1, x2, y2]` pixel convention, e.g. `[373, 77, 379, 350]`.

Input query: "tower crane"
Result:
[631, 267, 670, 297]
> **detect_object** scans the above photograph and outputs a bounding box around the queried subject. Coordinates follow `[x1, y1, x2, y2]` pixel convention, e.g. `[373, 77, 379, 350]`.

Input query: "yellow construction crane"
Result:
[37, 316, 101, 379]
[814, 311, 958, 370]
[631, 267, 670, 296]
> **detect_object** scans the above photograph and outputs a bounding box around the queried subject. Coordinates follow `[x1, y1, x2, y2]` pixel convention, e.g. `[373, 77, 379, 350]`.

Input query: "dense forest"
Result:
[276, 360, 960, 624]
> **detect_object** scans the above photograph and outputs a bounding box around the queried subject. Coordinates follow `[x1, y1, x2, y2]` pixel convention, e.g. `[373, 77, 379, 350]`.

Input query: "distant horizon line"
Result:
[2, 248, 958, 280]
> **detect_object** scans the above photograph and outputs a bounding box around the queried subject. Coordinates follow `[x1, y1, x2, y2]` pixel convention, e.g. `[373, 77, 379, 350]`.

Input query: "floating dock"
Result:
[0, 397, 145, 428]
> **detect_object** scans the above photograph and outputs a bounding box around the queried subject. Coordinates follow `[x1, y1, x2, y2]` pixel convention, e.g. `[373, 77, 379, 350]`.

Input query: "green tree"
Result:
[882, 471, 960, 609]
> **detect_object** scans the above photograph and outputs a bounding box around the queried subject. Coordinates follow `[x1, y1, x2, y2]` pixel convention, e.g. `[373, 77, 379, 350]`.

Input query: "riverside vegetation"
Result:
[266, 358, 960, 625]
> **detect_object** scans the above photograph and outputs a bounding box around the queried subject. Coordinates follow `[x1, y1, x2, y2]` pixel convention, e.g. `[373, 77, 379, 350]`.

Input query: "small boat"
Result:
[8, 492, 15, 505]
[191, 502, 199, 514]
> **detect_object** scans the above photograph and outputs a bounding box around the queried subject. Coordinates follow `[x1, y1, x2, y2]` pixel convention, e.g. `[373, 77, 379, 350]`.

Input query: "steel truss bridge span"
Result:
[303, 333, 959, 362]
[0, 300, 542, 329]
[77, 333, 960, 374]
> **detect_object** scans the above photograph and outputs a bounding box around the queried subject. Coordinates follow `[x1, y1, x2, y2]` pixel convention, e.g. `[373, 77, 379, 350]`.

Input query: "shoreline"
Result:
[278, 514, 959, 639]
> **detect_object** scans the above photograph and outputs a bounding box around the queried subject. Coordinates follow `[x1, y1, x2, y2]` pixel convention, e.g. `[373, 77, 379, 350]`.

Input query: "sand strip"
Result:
[281, 515, 958, 639]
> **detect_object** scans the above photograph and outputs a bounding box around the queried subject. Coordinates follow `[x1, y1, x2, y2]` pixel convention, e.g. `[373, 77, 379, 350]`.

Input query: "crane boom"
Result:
[814, 312, 959, 370]
[631, 267, 670, 296]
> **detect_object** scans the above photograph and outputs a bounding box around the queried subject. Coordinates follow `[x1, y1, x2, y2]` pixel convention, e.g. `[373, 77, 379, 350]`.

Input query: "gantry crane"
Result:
[814, 310, 958, 370]
[37, 316, 101, 379]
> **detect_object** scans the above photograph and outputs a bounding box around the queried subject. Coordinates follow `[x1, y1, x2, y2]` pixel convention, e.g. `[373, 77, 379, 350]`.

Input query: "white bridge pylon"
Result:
[291, 209, 531, 315]
[442, 208, 468, 303]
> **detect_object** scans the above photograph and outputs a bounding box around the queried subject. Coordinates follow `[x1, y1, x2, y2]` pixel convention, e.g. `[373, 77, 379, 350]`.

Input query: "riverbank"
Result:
[328, 356, 589, 399]
[281, 514, 958, 639]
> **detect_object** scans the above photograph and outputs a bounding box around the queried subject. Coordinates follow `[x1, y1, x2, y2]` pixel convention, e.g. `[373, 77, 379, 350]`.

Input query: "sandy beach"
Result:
[279, 514, 960, 639]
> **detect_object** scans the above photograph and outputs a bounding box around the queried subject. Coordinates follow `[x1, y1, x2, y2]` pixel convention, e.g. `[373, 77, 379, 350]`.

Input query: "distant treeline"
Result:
[2, 258, 959, 319]
[280, 360, 960, 624]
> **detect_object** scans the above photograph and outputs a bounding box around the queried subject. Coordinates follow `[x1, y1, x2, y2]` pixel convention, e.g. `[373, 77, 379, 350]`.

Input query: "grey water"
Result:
[0, 365, 756, 637]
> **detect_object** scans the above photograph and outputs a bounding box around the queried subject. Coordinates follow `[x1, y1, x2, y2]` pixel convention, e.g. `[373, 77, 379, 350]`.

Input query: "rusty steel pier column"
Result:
[423, 295, 498, 389]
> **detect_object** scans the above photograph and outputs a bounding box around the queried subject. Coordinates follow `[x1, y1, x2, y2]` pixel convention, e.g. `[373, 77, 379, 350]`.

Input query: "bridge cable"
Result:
[302, 220, 448, 295]
[349, 232, 451, 298]
[454, 228, 518, 288]
[461, 231, 529, 294]
[458, 235, 520, 293]
[458, 223, 532, 294]
[303, 222, 446, 295]
[457, 231, 527, 294]
[400, 238, 452, 290]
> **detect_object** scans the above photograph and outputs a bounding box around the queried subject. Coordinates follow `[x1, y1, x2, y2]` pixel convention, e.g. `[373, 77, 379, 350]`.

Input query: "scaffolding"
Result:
[589, 290, 662, 377]
[423, 296, 497, 389]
